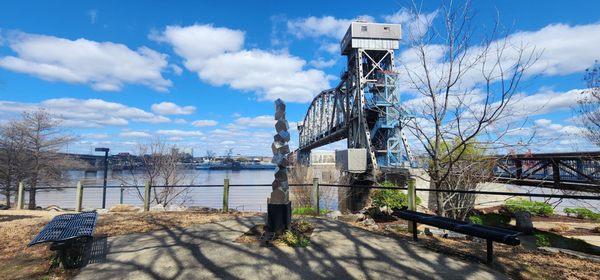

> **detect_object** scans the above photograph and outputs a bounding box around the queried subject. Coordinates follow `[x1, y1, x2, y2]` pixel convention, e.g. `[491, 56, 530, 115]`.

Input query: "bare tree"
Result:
[0, 120, 29, 207]
[19, 110, 76, 209]
[577, 61, 600, 145]
[399, 1, 539, 216]
[0, 110, 76, 209]
[122, 138, 194, 207]
[205, 150, 216, 161]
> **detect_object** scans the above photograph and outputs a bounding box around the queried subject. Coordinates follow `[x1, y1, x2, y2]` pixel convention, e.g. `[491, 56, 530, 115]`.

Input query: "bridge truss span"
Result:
[296, 22, 414, 186]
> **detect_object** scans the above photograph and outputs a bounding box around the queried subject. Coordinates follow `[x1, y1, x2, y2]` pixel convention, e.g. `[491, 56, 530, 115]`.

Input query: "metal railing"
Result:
[12, 179, 600, 213]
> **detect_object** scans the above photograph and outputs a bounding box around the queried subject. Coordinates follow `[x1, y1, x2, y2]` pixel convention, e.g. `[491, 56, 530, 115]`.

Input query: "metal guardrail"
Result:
[13, 179, 600, 212]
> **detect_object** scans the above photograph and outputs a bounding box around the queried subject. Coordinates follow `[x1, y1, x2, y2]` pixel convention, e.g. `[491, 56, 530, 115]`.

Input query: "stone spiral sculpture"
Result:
[266, 98, 292, 233]
[270, 98, 291, 203]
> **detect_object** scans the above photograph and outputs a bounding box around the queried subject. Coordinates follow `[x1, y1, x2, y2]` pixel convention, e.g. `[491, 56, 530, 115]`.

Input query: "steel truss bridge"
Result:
[294, 22, 414, 210]
[296, 22, 413, 179]
[492, 152, 600, 193]
[293, 22, 599, 211]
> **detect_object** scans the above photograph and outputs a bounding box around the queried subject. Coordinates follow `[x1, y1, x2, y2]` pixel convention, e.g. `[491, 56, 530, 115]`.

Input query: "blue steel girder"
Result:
[296, 22, 413, 176]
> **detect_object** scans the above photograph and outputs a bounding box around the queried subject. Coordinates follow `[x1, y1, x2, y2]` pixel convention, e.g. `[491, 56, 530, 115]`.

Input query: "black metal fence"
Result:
[11, 179, 600, 213]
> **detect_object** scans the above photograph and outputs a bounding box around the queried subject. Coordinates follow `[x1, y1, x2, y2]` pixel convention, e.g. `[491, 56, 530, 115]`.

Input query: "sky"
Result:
[0, 0, 598, 156]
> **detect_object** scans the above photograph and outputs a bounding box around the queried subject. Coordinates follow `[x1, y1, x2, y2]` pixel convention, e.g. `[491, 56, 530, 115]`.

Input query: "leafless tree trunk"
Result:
[399, 1, 539, 216]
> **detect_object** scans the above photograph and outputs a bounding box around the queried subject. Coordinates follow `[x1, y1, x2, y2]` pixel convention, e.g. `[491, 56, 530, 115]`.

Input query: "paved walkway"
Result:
[76, 216, 506, 280]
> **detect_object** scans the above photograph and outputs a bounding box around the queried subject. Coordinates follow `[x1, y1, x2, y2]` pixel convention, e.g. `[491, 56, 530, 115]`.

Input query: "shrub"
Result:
[292, 206, 330, 216]
[505, 199, 553, 216]
[281, 230, 310, 247]
[564, 207, 600, 221]
[371, 181, 422, 210]
[468, 213, 511, 227]
[534, 233, 551, 247]
[469, 215, 483, 225]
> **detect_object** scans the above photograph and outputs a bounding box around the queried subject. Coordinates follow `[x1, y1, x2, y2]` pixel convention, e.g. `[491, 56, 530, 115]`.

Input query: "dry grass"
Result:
[0, 210, 258, 280]
[354, 220, 600, 280]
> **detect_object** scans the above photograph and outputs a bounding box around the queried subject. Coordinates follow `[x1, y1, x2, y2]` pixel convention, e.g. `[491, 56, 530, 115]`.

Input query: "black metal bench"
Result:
[393, 209, 520, 264]
[29, 211, 98, 268]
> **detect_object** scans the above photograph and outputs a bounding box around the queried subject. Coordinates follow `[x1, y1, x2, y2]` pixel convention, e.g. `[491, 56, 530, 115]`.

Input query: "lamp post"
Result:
[95, 147, 109, 209]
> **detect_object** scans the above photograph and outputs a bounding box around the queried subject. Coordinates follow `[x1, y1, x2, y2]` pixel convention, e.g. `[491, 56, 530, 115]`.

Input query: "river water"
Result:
[17, 169, 600, 213]
[34, 169, 278, 212]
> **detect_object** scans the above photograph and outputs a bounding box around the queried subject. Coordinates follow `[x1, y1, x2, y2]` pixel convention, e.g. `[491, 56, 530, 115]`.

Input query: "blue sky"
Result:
[0, 0, 598, 156]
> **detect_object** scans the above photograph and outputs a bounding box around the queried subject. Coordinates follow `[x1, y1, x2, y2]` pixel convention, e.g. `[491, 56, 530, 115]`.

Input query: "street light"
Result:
[95, 147, 109, 209]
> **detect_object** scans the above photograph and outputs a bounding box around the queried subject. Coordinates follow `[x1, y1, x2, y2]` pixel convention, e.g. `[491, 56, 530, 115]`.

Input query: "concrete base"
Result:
[267, 202, 291, 233]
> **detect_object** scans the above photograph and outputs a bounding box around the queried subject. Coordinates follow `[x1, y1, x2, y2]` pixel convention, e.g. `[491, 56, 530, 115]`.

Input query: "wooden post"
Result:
[17, 181, 24, 210]
[143, 182, 151, 212]
[76, 181, 83, 212]
[312, 177, 320, 215]
[222, 178, 230, 212]
[407, 178, 417, 233]
[119, 184, 124, 204]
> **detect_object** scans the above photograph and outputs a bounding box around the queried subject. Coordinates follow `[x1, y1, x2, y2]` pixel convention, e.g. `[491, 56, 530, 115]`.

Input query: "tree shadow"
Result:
[75, 215, 506, 279]
[0, 214, 36, 222]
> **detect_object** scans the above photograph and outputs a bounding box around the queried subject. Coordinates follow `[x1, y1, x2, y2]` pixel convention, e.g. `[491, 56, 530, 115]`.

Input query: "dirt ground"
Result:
[1, 210, 599, 280]
[0, 210, 258, 280]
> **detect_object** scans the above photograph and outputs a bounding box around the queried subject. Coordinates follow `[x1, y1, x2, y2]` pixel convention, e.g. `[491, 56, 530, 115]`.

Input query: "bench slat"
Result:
[29, 211, 98, 247]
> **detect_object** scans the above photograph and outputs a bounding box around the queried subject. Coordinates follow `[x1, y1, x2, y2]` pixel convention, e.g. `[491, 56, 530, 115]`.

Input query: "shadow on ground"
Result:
[75, 216, 506, 280]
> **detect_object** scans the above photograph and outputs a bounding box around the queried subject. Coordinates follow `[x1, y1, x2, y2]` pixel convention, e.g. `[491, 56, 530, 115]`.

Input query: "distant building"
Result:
[310, 151, 336, 166]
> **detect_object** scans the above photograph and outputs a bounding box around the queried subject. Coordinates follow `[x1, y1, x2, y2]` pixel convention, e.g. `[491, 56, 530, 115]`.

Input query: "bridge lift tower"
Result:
[296, 22, 414, 211]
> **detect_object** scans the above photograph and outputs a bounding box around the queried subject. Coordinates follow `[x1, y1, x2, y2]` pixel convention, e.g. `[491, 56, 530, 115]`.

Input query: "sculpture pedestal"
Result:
[266, 202, 291, 233]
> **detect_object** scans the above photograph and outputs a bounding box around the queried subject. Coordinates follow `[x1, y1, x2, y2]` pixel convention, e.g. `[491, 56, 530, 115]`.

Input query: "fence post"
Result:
[312, 177, 320, 215]
[407, 178, 417, 233]
[76, 181, 83, 212]
[17, 181, 24, 210]
[143, 182, 150, 212]
[222, 178, 230, 212]
[119, 184, 124, 204]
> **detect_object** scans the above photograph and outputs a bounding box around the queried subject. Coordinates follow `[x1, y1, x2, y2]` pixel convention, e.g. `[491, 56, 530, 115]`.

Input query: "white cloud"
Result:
[85, 133, 109, 139]
[383, 8, 438, 38]
[318, 42, 339, 55]
[508, 23, 600, 76]
[191, 119, 218, 127]
[0, 98, 170, 128]
[170, 64, 183, 75]
[0, 32, 171, 91]
[234, 115, 274, 128]
[151, 101, 195, 115]
[310, 58, 337, 68]
[397, 23, 600, 94]
[198, 49, 332, 102]
[156, 129, 203, 137]
[287, 15, 374, 40]
[120, 131, 152, 138]
[508, 89, 583, 116]
[150, 24, 245, 70]
[154, 24, 331, 102]
[88, 10, 98, 24]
